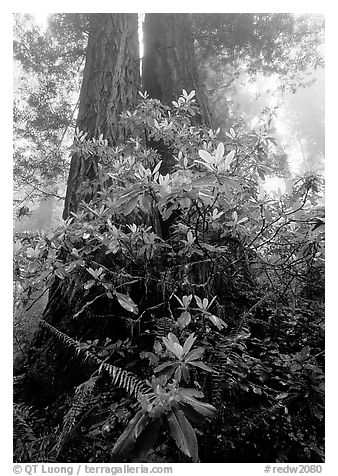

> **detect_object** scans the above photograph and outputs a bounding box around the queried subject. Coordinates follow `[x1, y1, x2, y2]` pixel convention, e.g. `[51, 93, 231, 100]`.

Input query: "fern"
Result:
[39, 320, 154, 402]
[209, 324, 251, 406]
[153, 316, 178, 337]
[52, 375, 98, 459]
[14, 403, 60, 462]
[237, 403, 285, 434]
[14, 404, 37, 461]
[31, 434, 59, 463]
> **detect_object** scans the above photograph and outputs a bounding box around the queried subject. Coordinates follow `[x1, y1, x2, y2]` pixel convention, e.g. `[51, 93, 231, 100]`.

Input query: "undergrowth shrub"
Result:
[13, 90, 324, 463]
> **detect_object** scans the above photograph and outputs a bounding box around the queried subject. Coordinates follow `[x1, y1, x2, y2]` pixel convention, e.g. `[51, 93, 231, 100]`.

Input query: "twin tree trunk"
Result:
[142, 14, 212, 126]
[63, 13, 211, 218]
[20, 12, 212, 408]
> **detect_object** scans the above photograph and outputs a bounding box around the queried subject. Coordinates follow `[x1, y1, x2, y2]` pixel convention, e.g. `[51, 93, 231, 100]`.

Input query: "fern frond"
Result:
[225, 323, 251, 342]
[14, 404, 37, 461]
[208, 325, 251, 406]
[53, 375, 98, 459]
[238, 403, 284, 434]
[14, 404, 36, 442]
[31, 433, 59, 463]
[153, 316, 178, 337]
[39, 320, 153, 402]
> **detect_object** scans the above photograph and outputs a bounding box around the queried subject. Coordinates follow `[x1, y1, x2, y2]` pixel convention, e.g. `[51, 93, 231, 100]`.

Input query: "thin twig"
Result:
[72, 293, 106, 319]
[24, 287, 50, 313]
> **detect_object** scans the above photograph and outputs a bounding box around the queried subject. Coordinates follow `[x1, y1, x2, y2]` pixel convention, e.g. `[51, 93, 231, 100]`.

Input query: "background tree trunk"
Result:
[142, 13, 212, 175]
[142, 13, 212, 127]
[63, 13, 139, 219]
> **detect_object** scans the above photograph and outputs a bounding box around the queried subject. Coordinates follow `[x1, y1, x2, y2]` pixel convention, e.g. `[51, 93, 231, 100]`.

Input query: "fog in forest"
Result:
[14, 14, 324, 233]
[13, 13, 325, 466]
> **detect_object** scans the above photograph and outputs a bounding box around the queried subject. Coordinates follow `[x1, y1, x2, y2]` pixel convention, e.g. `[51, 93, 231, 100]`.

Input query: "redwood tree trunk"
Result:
[142, 14, 212, 176]
[142, 13, 212, 127]
[20, 13, 211, 407]
[18, 14, 140, 406]
[63, 13, 139, 219]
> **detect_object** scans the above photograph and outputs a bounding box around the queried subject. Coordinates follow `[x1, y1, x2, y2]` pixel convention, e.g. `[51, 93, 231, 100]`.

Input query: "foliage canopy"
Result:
[14, 90, 324, 462]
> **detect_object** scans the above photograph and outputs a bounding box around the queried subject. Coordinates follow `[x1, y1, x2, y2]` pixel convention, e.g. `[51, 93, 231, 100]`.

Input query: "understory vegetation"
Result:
[13, 92, 324, 463]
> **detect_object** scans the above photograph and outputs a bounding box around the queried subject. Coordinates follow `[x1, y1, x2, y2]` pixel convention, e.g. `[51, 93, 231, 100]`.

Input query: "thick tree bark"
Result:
[142, 14, 212, 176]
[63, 13, 139, 219]
[17, 14, 140, 406]
[20, 13, 211, 407]
[142, 13, 212, 127]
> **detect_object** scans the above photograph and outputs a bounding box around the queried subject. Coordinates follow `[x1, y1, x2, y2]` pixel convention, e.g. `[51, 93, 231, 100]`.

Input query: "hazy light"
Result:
[31, 12, 49, 32]
[138, 14, 145, 78]
[263, 176, 286, 195]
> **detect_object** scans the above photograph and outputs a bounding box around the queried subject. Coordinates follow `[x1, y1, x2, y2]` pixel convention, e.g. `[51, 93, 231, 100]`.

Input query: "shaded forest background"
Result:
[13, 13, 325, 464]
[13, 13, 324, 233]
